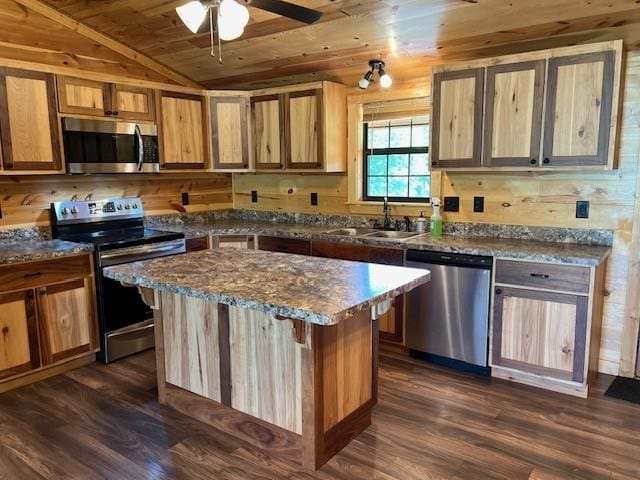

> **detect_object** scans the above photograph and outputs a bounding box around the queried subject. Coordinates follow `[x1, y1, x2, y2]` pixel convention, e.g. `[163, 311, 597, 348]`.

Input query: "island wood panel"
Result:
[321, 310, 372, 432]
[0, 289, 39, 380]
[210, 96, 249, 170]
[36, 278, 95, 365]
[544, 51, 615, 167]
[161, 292, 222, 402]
[229, 306, 302, 434]
[484, 61, 545, 167]
[56, 76, 108, 116]
[251, 95, 283, 169]
[0, 68, 61, 171]
[0, 174, 232, 229]
[431, 68, 484, 168]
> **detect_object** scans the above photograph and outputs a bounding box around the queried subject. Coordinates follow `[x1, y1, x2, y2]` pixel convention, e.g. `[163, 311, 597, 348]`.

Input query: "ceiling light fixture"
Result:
[359, 60, 393, 90]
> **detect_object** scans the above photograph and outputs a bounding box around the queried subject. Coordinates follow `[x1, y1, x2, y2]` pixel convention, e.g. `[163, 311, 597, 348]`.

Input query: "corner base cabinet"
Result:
[490, 259, 606, 397]
[0, 254, 98, 393]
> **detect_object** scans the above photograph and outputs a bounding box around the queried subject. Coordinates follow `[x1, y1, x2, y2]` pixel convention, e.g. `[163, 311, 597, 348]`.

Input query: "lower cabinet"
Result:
[257, 235, 311, 255]
[211, 235, 255, 249]
[0, 255, 98, 391]
[491, 259, 605, 397]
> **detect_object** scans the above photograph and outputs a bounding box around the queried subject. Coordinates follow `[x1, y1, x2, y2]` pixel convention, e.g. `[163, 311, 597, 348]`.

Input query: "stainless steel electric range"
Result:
[51, 197, 185, 363]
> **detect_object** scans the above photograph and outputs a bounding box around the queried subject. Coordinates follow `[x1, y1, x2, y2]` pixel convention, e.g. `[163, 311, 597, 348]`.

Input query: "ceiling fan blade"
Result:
[250, 0, 323, 24]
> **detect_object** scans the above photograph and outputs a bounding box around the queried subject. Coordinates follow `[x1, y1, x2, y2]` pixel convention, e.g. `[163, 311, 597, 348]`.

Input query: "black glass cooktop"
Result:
[57, 227, 183, 250]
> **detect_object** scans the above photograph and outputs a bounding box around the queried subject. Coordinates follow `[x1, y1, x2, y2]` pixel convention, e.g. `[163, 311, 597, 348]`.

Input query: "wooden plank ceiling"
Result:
[28, 0, 640, 89]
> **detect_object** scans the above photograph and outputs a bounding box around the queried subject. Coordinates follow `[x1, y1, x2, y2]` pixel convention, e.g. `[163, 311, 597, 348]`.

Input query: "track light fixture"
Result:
[359, 60, 393, 90]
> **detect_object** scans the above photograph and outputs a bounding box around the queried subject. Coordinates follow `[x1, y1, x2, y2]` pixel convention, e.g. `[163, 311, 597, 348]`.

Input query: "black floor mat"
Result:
[605, 376, 640, 404]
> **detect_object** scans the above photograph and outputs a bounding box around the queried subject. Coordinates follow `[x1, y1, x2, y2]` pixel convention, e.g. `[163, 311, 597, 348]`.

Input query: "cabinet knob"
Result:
[431, 161, 438, 167]
[543, 158, 550, 164]
[1, 326, 8, 335]
[113, 111, 119, 116]
[105, 110, 112, 115]
[495, 288, 502, 295]
[530, 158, 537, 165]
[5, 162, 13, 169]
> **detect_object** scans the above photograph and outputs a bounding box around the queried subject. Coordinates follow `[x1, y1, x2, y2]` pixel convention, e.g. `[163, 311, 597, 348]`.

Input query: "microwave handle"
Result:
[134, 124, 144, 171]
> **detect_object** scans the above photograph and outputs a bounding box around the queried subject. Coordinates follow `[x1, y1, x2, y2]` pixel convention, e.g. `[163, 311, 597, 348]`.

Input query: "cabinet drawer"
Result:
[311, 241, 404, 266]
[258, 236, 310, 255]
[495, 259, 590, 294]
[185, 236, 209, 252]
[0, 255, 92, 293]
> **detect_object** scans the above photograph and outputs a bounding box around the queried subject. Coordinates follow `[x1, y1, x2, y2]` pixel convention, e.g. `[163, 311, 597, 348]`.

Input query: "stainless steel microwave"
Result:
[63, 118, 159, 174]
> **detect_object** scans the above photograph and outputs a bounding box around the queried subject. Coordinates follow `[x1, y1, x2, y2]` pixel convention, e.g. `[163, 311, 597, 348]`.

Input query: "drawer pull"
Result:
[530, 273, 550, 279]
[23, 272, 43, 279]
[561, 346, 571, 354]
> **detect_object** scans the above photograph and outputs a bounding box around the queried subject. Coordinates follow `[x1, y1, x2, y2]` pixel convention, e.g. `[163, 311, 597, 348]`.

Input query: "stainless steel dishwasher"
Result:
[406, 250, 492, 374]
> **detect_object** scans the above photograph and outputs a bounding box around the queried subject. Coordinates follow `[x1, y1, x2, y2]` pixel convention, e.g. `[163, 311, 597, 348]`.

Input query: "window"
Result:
[363, 117, 430, 202]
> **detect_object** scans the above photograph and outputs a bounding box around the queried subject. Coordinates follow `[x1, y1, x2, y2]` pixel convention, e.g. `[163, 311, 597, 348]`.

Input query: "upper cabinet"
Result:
[157, 91, 208, 170]
[209, 95, 250, 170]
[57, 76, 155, 122]
[0, 68, 62, 173]
[250, 81, 347, 172]
[430, 41, 622, 171]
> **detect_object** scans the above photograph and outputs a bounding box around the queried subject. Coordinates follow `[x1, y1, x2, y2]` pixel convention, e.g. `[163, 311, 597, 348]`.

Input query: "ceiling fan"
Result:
[176, 0, 323, 62]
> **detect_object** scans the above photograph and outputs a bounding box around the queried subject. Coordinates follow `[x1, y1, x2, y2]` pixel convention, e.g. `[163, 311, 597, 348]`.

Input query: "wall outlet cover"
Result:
[576, 200, 589, 219]
[251, 190, 258, 203]
[473, 196, 484, 213]
[181, 192, 190, 206]
[310, 192, 318, 206]
[444, 196, 460, 212]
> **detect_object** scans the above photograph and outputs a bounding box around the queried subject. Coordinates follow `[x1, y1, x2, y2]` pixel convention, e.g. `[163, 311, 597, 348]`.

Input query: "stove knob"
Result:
[71, 207, 79, 214]
[61, 207, 70, 216]
[124, 204, 131, 210]
[117, 204, 123, 211]
[132, 203, 139, 209]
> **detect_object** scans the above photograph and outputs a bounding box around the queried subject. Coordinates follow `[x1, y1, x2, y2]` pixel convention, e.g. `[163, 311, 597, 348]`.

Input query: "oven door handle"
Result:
[100, 240, 186, 266]
[134, 124, 144, 171]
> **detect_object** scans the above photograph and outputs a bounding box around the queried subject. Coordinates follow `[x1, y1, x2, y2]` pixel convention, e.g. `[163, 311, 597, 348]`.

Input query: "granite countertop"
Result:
[155, 220, 611, 266]
[0, 239, 94, 266]
[103, 249, 431, 325]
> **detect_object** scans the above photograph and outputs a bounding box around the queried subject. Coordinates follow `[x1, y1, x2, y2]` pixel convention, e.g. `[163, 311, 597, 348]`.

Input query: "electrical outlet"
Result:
[576, 200, 589, 219]
[473, 196, 484, 213]
[181, 192, 190, 206]
[251, 190, 258, 203]
[310, 192, 318, 206]
[443, 196, 460, 212]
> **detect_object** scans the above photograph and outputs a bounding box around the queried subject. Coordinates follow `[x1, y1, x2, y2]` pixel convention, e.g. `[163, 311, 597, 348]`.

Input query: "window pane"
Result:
[388, 177, 408, 197]
[388, 154, 409, 175]
[389, 126, 411, 148]
[411, 125, 429, 147]
[370, 127, 389, 148]
[368, 176, 387, 197]
[409, 176, 430, 198]
[410, 154, 429, 175]
[367, 155, 387, 176]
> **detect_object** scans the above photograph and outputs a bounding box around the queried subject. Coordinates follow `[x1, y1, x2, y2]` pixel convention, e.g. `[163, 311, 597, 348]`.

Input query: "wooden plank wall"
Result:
[234, 53, 640, 377]
[0, 174, 233, 228]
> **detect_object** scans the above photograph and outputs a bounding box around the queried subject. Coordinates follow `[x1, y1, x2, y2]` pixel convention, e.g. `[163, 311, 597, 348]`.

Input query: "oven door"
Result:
[97, 239, 185, 362]
[63, 118, 159, 174]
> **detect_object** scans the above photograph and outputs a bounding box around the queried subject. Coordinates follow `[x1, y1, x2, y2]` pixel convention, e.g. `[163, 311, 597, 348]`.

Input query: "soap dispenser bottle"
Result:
[416, 212, 427, 233]
[430, 198, 442, 237]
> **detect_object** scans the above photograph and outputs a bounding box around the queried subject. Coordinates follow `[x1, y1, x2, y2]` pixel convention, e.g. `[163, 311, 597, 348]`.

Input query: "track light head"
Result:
[359, 60, 392, 90]
[359, 70, 374, 90]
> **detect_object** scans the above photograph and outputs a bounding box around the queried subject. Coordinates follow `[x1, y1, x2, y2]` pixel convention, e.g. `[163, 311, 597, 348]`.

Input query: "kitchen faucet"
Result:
[382, 196, 392, 230]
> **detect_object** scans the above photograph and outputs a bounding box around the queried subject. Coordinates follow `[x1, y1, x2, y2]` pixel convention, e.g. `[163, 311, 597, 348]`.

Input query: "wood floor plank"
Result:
[0, 350, 638, 480]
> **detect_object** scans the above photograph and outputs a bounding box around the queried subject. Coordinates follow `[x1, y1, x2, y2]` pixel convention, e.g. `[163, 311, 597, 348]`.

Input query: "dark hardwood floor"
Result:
[0, 350, 638, 480]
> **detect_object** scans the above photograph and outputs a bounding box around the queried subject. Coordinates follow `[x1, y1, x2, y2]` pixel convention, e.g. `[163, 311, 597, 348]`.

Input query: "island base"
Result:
[149, 291, 380, 470]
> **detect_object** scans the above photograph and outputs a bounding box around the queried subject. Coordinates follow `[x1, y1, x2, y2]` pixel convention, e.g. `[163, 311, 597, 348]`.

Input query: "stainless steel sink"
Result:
[323, 228, 377, 236]
[362, 230, 423, 240]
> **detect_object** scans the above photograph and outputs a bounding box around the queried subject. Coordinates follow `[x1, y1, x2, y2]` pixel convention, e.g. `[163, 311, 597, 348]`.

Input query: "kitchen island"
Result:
[103, 249, 429, 470]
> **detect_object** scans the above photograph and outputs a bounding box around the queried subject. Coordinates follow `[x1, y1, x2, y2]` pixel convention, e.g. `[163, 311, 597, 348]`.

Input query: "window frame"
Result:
[362, 120, 430, 203]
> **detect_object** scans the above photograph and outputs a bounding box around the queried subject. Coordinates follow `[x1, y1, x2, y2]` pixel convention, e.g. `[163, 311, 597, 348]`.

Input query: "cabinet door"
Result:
[0, 290, 40, 380]
[57, 76, 109, 116]
[112, 84, 155, 121]
[542, 51, 616, 167]
[37, 278, 96, 365]
[211, 235, 255, 249]
[0, 68, 62, 171]
[492, 287, 588, 383]
[431, 68, 484, 169]
[159, 92, 207, 169]
[257, 236, 310, 255]
[286, 90, 322, 169]
[251, 95, 283, 169]
[483, 61, 545, 167]
[210, 96, 249, 169]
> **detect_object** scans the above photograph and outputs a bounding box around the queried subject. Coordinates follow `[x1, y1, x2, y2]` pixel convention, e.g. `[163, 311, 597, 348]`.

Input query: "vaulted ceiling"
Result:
[13, 0, 640, 89]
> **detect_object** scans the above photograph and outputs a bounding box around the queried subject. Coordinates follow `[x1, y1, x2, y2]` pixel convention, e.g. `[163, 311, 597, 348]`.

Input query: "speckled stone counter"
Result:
[148, 219, 610, 267]
[103, 249, 430, 325]
[0, 239, 94, 266]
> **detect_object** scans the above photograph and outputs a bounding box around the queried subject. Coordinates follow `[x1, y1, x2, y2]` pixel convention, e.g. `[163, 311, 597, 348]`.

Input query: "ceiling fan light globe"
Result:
[176, 1, 208, 33]
[379, 73, 393, 88]
[219, 0, 250, 27]
[218, 17, 245, 40]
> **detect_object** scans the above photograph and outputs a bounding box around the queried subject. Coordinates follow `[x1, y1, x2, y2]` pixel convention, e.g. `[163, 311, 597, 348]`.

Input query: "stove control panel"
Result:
[52, 197, 144, 224]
